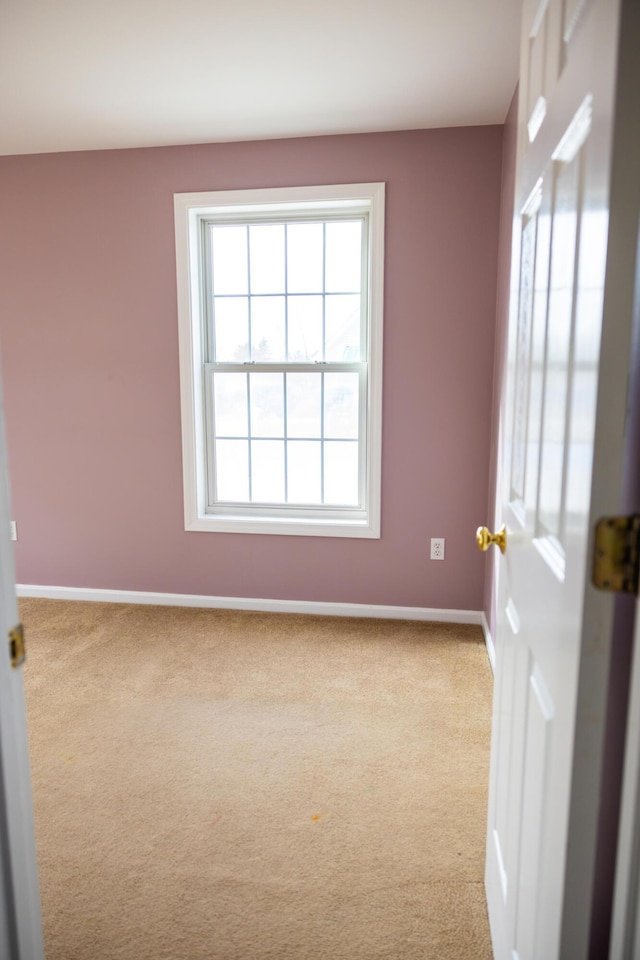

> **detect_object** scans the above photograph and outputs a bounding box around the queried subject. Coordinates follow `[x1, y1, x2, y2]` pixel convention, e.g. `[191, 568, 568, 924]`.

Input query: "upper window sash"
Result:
[201, 214, 369, 367]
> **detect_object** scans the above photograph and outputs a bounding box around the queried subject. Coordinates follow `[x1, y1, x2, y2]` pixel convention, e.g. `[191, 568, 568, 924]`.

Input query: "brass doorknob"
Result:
[476, 524, 507, 554]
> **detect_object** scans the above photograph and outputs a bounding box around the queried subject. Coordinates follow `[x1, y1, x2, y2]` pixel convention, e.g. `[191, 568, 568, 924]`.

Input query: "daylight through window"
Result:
[174, 183, 384, 537]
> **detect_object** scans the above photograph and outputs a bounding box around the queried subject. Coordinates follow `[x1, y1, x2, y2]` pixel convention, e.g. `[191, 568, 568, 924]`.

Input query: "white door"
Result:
[0, 379, 44, 956]
[484, 0, 640, 957]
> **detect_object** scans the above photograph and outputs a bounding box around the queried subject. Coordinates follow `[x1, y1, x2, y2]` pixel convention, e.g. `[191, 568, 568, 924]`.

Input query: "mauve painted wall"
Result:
[0, 128, 502, 609]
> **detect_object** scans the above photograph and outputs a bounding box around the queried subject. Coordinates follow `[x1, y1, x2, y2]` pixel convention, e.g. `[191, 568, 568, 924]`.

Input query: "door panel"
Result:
[563, 0, 590, 46]
[514, 661, 554, 960]
[527, 3, 548, 142]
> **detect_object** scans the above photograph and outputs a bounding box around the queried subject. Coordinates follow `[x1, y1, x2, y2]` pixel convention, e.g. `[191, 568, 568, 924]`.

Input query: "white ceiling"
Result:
[0, 0, 521, 157]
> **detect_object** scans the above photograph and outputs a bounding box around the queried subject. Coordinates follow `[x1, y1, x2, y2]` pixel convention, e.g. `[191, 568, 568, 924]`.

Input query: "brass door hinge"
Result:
[593, 515, 640, 594]
[9, 623, 25, 668]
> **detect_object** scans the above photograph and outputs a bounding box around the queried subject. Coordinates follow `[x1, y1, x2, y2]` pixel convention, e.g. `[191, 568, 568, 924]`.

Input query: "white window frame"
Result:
[174, 182, 384, 538]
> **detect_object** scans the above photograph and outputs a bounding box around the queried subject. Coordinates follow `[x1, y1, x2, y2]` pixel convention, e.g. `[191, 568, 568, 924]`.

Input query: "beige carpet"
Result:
[20, 599, 494, 960]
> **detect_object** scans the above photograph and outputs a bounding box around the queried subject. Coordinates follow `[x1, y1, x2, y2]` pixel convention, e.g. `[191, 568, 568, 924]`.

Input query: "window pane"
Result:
[324, 441, 359, 505]
[249, 225, 285, 294]
[286, 373, 321, 438]
[325, 221, 362, 293]
[288, 295, 322, 361]
[214, 373, 248, 437]
[213, 297, 249, 362]
[249, 373, 284, 438]
[325, 295, 361, 361]
[251, 296, 285, 361]
[324, 372, 359, 439]
[251, 440, 285, 503]
[215, 439, 249, 501]
[211, 225, 248, 295]
[287, 441, 322, 503]
[287, 223, 323, 293]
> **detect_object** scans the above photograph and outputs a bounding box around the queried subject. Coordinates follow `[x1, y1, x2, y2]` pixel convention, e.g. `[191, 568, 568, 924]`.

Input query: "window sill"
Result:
[185, 514, 380, 538]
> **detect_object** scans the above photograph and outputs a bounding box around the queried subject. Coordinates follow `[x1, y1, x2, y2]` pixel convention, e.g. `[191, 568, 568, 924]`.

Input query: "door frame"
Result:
[606, 3, 640, 951]
[611, 604, 640, 957]
[0, 380, 44, 957]
[561, 0, 640, 950]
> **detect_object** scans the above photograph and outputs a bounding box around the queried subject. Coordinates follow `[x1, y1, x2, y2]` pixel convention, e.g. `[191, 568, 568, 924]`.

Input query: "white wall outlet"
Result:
[430, 537, 445, 560]
[9, 521, 17, 541]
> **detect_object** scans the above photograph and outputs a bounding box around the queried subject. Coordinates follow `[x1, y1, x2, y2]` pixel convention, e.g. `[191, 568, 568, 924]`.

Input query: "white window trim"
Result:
[174, 182, 385, 538]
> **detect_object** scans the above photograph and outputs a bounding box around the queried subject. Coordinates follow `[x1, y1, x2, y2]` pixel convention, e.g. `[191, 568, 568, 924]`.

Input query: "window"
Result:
[174, 182, 384, 537]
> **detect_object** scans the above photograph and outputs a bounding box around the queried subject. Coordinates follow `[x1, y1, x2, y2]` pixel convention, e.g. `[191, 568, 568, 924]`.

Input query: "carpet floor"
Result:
[20, 599, 494, 960]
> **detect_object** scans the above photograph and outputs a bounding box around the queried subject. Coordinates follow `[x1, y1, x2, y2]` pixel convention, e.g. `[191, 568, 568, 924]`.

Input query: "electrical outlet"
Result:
[430, 537, 445, 560]
[9, 521, 17, 542]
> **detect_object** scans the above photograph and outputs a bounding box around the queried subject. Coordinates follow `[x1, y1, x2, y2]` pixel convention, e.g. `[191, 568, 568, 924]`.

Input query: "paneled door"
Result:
[484, 0, 639, 957]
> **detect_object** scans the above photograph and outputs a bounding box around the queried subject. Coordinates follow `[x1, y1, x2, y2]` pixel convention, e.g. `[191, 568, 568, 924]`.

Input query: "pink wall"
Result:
[0, 127, 503, 609]
[483, 90, 518, 636]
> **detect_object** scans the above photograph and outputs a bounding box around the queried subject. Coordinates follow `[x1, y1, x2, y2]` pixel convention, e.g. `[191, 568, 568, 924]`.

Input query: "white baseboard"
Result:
[16, 584, 483, 626]
[482, 612, 495, 673]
